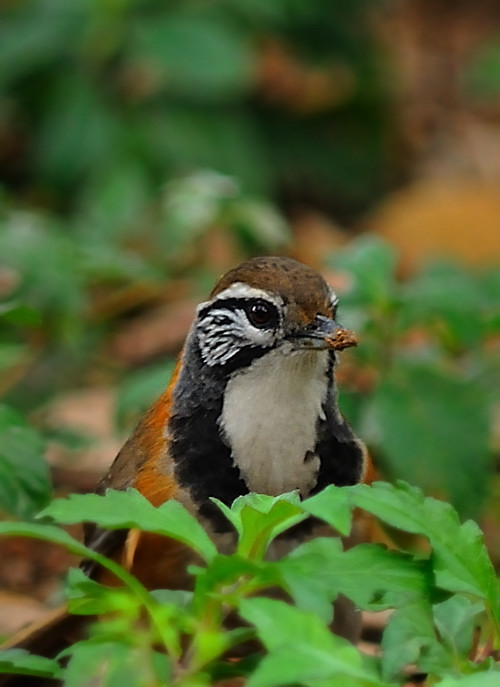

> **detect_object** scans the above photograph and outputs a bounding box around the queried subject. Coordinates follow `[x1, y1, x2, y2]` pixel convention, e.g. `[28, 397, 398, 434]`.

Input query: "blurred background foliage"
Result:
[0, 0, 499, 611]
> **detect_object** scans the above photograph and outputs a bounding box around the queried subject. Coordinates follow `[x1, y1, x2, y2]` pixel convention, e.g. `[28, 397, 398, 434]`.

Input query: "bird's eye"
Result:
[246, 301, 276, 329]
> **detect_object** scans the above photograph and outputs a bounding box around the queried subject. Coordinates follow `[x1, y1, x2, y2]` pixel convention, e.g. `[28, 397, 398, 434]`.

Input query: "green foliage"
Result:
[465, 40, 500, 101]
[0, 171, 289, 422]
[115, 360, 177, 430]
[0, 650, 62, 681]
[0, 0, 386, 207]
[0, 404, 50, 518]
[329, 236, 498, 517]
[43, 489, 217, 563]
[0, 483, 499, 685]
[0, 2, 494, 527]
[240, 598, 383, 687]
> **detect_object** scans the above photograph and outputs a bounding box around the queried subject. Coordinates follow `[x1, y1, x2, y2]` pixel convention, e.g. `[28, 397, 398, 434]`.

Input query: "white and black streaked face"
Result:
[196, 283, 286, 367]
[194, 274, 352, 370]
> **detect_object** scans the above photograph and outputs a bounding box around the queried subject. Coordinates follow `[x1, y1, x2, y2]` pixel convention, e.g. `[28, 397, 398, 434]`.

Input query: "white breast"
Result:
[220, 348, 330, 496]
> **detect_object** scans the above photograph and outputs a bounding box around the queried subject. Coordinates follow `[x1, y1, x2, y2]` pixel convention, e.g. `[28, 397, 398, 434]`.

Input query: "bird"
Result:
[1, 255, 368, 678]
[84, 255, 367, 586]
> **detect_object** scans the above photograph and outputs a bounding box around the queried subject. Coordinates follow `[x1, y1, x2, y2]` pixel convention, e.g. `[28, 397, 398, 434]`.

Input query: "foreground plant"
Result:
[0, 481, 499, 686]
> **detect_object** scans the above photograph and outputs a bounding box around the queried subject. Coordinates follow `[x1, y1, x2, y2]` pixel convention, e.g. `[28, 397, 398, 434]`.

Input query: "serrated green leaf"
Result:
[277, 537, 344, 622]
[300, 484, 353, 535]
[240, 598, 385, 687]
[41, 489, 217, 563]
[349, 483, 498, 614]
[213, 492, 306, 560]
[381, 599, 450, 680]
[0, 649, 61, 678]
[282, 538, 431, 616]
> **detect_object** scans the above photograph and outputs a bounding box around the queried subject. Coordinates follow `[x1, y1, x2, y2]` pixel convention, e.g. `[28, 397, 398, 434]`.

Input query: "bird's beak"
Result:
[289, 315, 358, 351]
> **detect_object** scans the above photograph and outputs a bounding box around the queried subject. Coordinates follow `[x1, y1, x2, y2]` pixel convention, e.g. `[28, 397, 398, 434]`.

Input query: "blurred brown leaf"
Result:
[366, 180, 500, 274]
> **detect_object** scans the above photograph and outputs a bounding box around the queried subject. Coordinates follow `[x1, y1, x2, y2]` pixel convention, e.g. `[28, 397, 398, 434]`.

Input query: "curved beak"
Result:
[289, 315, 358, 352]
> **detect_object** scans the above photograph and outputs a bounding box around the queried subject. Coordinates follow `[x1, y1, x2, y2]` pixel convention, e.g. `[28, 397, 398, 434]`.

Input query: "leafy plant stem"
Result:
[80, 550, 182, 659]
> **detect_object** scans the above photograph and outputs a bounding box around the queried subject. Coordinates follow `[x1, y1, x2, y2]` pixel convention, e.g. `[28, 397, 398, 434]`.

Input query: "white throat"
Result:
[220, 349, 330, 496]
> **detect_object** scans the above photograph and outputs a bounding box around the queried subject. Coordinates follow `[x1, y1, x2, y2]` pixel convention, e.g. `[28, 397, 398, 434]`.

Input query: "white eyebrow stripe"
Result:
[196, 282, 284, 314]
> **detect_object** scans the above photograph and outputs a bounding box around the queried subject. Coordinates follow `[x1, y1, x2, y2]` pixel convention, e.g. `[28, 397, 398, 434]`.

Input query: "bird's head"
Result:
[166, 256, 365, 509]
[194, 256, 357, 371]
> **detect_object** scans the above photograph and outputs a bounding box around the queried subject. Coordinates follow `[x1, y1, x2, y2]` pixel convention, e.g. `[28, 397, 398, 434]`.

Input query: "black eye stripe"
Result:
[200, 297, 280, 328]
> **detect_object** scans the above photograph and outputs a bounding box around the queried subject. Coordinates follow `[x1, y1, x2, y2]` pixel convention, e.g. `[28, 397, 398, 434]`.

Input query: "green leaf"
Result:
[0, 649, 61, 679]
[282, 538, 431, 616]
[0, 214, 85, 335]
[300, 484, 353, 535]
[0, 520, 92, 559]
[0, 404, 51, 518]
[329, 235, 398, 309]
[439, 671, 500, 687]
[0, 6, 80, 88]
[77, 238, 162, 284]
[0, 301, 41, 326]
[66, 568, 137, 616]
[213, 492, 306, 560]
[79, 158, 152, 241]
[37, 72, 117, 185]
[277, 537, 344, 622]
[192, 553, 281, 618]
[41, 489, 217, 563]
[349, 483, 499, 613]
[367, 359, 491, 517]
[132, 12, 254, 98]
[381, 599, 450, 680]
[63, 640, 168, 687]
[240, 598, 385, 687]
[433, 596, 485, 658]
[400, 262, 488, 349]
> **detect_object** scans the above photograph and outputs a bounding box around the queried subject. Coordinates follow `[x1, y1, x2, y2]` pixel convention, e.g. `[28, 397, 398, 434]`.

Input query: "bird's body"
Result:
[83, 256, 366, 589]
[1, 256, 367, 677]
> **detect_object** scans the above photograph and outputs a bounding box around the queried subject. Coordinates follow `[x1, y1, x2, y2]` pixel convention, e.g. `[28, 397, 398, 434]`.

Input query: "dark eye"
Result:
[246, 301, 277, 329]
